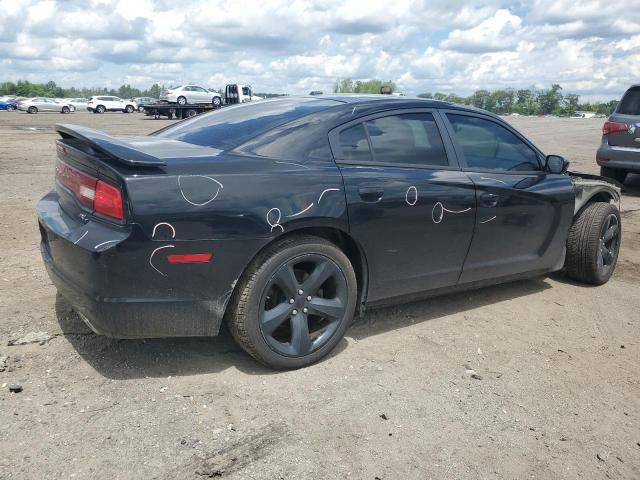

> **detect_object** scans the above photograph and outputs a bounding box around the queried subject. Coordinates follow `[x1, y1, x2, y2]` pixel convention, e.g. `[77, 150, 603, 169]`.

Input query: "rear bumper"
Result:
[596, 142, 640, 172]
[38, 191, 230, 339]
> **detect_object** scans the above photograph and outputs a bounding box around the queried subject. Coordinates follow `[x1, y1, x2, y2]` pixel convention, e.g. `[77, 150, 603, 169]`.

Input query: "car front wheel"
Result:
[212, 96, 222, 107]
[600, 166, 627, 184]
[27, 106, 37, 114]
[61, 106, 70, 114]
[227, 235, 357, 370]
[565, 202, 621, 285]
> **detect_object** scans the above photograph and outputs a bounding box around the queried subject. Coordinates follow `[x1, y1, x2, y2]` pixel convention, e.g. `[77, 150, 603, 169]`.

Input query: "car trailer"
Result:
[142, 102, 223, 120]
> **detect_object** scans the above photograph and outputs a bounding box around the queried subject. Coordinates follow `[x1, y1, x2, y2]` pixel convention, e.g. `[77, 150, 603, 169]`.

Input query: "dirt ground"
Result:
[0, 110, 638, 480]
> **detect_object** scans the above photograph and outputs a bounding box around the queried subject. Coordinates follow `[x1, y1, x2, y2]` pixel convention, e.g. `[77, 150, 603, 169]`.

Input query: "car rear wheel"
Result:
[27, 106, 37, 114]
[96, 105, 106, 114]
[565, 202, 621, 285]
[600, 166, 627, 184]
[61, 106, 70, 114]
[212, 96, 222, 107]
[124, 105, 134, 113]
[184, 109, 197, 118]
[227, 235, 357, 370]
[177, 96, 187, 106]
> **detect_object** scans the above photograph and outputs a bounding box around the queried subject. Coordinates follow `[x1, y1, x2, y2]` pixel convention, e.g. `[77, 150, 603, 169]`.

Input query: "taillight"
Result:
[55, 159, 124, 221]
[95, 180, 124, 220]
[603, 121, 628, 135]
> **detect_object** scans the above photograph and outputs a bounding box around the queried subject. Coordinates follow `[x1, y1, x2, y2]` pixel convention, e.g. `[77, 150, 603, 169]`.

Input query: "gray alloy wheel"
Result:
[227, 235, 357, 370]
[177, 96, 187, 106]
[125, 105, 134, 113]
[212, 96, 222, 107]
[565, 202, 621, 285]
[138, 105, 145, 112]
[61, 106, 70, 114]
[27, 106, 37, 114]
[96, 105, 106, 114]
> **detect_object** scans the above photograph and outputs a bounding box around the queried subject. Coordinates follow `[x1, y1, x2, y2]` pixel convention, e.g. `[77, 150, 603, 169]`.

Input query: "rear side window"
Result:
[155, 98, 341, 150]
[337, 124, 372, 162]
[617, 87, 640, 115]
[447, 114, 540, 172]
[365, 113, 448, 166]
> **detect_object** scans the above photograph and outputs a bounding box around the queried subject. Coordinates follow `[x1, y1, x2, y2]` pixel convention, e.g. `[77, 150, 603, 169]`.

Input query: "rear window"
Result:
[154, 98, 341, 150]
[617, 87, 640, 115]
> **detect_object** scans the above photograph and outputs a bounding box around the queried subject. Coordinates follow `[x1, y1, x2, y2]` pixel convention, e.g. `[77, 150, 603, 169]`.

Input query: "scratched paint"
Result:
[178, 175, 223, 206]
[431, 202, 471, 224]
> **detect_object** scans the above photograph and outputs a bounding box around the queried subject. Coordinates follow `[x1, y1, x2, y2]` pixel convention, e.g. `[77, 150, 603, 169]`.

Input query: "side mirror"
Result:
[545, 154, 569, 174]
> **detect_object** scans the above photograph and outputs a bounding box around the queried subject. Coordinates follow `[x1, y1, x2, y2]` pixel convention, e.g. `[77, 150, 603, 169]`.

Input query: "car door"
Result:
[42, 98, 56, 112]
[441, 111, 575, 284]
[330, 110, 477, 303]
[195, 87, 210, 103]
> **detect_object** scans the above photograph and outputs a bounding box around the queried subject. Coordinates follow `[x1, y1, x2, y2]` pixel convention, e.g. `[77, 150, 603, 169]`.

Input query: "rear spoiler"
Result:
[55, 124, 166, 167]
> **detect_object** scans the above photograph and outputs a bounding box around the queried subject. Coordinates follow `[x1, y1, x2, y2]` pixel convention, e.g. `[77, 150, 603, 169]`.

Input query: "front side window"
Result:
[365, 113, 448, 166]
[447, 114, 540, 172]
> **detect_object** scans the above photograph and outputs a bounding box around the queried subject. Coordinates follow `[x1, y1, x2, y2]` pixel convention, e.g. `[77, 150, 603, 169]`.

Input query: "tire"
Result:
[212, 96, 222, 107]
[565, 202, 621, 285]
[61, 106, 70, 114]
[177, 96, 187, 106]
[7, 105, 15, 111]
[184, 108, 197, 118]
[600, 166, 627, 184]
[96, 105, 106, 114]
[227, 235, 357, 370]
[124, 105, 134, 113]
[138, 105, 145, 112]
[27, 106, 37, 114]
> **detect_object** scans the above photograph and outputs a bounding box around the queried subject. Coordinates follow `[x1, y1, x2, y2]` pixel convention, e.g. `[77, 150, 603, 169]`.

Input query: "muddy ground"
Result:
[0, 111, 638, 479]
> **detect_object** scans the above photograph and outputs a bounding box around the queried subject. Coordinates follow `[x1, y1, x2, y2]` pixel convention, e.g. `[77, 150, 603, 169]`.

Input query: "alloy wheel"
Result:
[598, 213, 619, 274]
[259, 254, 348, 357]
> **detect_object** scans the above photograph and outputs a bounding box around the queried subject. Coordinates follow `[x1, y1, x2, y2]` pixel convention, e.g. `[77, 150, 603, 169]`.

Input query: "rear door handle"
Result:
[480, 192, 499, 207]
[359, 187, 384, 202]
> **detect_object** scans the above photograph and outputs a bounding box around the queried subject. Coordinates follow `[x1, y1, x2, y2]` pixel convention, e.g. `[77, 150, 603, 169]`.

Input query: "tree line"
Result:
[334, 80, 619, 115]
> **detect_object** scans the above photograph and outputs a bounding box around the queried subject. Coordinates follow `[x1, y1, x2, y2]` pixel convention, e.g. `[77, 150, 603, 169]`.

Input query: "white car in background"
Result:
[64, 98, 89, 111]
[160, 85, 222, 106]
[86, 96, 137, 114]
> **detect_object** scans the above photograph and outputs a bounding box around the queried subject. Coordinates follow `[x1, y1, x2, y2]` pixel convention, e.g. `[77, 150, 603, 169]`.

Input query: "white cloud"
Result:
[0, 0, 637, 100]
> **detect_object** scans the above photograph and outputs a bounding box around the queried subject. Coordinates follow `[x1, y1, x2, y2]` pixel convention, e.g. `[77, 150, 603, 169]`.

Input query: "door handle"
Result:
[480, 192, 499, 207]
[359, 187, 384, 202]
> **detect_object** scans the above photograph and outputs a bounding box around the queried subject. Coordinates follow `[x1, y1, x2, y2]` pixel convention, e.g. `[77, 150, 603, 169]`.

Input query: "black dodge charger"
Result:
[38, 96, 622, 369]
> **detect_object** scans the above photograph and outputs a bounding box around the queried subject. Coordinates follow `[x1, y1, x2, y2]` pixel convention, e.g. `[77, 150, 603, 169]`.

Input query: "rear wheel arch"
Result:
[224, 226, 369, 322]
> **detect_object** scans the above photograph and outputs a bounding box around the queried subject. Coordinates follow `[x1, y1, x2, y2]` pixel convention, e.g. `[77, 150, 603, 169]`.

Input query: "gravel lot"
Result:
[0, 111, 638, 479]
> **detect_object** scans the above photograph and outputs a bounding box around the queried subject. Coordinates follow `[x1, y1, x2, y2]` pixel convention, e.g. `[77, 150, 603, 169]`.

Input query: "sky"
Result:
[1, 0, 639, 101]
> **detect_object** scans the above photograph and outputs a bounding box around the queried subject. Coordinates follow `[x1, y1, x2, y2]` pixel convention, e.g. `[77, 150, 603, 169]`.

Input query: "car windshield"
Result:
[154, 97, 342, 150]
[617, 87, 640, 115]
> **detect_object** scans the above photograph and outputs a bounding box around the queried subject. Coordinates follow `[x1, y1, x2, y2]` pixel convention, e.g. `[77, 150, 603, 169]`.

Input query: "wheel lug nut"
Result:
[289, 298, 294, 304]
[303, 307, 308, 314]
[292, 309, 298, 315]
[298, 289, 304, 295]
[306, 295, 311, 301]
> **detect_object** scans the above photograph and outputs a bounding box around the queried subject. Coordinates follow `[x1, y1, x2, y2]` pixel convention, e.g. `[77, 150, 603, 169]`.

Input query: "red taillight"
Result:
[95, 180, 124, 220]
[603, 121, 628, 135]
[167, 253, 213, 264]
[55, 159, 124, 221]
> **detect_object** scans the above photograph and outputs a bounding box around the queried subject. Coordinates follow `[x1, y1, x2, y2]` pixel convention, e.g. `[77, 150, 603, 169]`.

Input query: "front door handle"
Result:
[359, 187, 384, 202]
[480, 192, 499, 207]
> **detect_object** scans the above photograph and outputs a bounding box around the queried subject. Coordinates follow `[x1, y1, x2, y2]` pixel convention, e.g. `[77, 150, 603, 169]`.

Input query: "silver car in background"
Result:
[18, 97, 75, 114]
[159, 85, 221, 106]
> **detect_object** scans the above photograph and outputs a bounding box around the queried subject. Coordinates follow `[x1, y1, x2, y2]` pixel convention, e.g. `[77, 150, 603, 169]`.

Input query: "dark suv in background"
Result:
[597, 84, 640, 183]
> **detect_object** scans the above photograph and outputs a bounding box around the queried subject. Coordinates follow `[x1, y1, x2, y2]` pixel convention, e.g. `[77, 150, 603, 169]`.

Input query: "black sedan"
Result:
[38, 96, 622, 369]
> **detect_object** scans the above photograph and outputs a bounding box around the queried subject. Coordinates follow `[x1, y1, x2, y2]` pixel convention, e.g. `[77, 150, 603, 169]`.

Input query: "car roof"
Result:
[297, 94, 500, 120]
